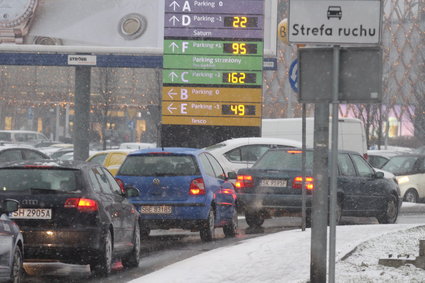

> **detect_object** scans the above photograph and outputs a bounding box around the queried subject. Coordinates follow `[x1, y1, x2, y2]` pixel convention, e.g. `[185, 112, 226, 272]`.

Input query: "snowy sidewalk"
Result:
[132, 224, 424, 283]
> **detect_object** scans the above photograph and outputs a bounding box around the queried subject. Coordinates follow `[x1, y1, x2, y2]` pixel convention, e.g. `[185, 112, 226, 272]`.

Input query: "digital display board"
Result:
[162, 0, 264, 147]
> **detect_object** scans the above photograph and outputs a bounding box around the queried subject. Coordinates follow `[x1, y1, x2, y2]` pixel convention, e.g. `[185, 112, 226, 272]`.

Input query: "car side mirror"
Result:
[375, 171, 384, 179]
[125, 186, 140, 198]
[0, 199, 19, 214]
[227, 171, 237, 180]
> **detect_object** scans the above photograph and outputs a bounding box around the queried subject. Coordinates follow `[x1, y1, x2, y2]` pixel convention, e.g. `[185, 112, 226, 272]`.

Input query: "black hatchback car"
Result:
[0, 160, 141, 277]
[0, 199, 24, 282]
[236, 149, 401, 227]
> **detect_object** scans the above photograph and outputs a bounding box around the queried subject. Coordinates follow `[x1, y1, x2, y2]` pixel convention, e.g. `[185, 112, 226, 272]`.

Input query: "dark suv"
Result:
[0, 160, 141, 277]
[236, 148, 401, 227]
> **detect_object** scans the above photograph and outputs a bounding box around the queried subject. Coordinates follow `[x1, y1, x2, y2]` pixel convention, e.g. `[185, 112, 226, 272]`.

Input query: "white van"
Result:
[0, 130, 49, 146]
[261, 118, 367, 157]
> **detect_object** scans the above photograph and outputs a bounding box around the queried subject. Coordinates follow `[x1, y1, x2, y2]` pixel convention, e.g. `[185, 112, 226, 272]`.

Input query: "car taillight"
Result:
[64, 198, 98, 212]
[189, 178, 206, 195]
[217, 188, 237, 200]
[292, 176, 314, 190]
[115, 178, 125, 193]
[235, 175, 254, 189]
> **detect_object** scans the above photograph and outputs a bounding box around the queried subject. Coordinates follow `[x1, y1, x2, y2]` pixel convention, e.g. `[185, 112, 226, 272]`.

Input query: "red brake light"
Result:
[287, 150, 303, 154]
[189, 178, 206, 195]
[115, 178, 125, 193]
[292, 176, 314, 190]
[217, 188, 237, 200]
[235, 175, 254, 189]
[64, 198, 98, 212]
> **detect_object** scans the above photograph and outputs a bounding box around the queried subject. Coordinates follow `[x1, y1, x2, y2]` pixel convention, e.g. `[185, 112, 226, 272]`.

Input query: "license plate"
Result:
[140, 206, 172, 214]
[9, 208, 52, 219]
[260, 179, 287, 187]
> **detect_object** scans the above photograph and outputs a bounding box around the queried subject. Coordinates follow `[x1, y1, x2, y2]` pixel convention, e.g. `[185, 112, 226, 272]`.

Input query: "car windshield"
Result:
[119, 155, 200, 176]
[381, 156, 419, 175]
[253, 150, 314, 170]
[0, 168, 79, 192]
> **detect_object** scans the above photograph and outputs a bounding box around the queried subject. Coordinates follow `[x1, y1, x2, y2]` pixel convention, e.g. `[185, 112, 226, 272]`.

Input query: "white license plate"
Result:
[260, 179, 288, 187]
[140, 206, 172, 214]
[9, 208, 52, 219]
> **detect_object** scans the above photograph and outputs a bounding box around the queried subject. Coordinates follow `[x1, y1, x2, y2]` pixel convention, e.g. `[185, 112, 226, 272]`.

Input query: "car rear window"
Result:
[253, 150, 314, 170]
[381, 156, 419, 175]
[119, 154, 200, 176]
[0, 168, 80, 192]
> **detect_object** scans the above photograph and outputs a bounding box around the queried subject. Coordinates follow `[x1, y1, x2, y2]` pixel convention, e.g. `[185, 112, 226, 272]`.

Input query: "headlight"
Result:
[397, 176, 409, 184]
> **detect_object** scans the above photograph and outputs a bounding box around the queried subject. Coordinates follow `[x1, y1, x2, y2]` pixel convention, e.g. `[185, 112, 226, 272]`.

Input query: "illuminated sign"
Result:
[162, 0, 264, 146]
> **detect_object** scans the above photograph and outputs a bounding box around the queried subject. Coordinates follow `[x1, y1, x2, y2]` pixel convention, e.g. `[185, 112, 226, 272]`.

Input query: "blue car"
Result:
[115, 148, 238, 241]
[0, 199, 24, 282]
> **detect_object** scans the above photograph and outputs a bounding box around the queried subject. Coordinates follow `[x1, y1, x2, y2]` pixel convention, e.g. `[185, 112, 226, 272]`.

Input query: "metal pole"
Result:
[329, 45, 340, 283]
[74, 65, 91, 161]
[301, 103, 306, 231]
[310, 103, 329, 283]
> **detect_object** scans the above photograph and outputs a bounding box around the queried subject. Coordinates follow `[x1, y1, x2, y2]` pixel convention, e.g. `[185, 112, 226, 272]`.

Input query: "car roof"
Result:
[128, 147, 203, 156]
[0, 159, 92, 170]
[205, 137, 302, 150]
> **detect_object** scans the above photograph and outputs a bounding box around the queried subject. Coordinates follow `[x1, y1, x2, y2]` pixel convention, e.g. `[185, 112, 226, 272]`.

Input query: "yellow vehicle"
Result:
[86, 149, 134, 176]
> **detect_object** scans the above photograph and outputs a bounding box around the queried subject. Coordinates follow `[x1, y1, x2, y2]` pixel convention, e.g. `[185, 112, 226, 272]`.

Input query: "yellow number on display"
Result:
[232, 43, 247, 54]
[227, 73, 246, 84]
[230, 105, 245, 116]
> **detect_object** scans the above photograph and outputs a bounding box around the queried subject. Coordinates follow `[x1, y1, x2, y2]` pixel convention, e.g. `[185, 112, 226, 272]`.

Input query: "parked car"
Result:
[367, 149, 411, 169]
[0, 130, 49, 146]
[1, 160, 141, 277]
[0, 199, 24, 282]
[205, 137, 302, 179]
[115, 147, 238, 242]
[381, 154, 425, 203]
[235, 148, 401, 228]
[0, 145, 50, 163]
[87, 149, 134, 176]
[119, 142, 156, 150]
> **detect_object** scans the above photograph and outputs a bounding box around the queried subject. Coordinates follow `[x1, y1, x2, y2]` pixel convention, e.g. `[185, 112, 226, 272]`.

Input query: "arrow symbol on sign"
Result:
[167, 103, 177, 114]
[169, 42, 179, 52]
[167, 89, 177, 99]
[168, 72, 178, 82]
[169, 15, 180, 26]
[291, 65, 298, 84]
[169, 1, 180, 11]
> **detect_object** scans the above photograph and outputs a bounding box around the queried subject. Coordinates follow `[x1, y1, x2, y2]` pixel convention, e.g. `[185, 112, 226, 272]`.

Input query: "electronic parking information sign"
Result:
[162, 0, 264, 147]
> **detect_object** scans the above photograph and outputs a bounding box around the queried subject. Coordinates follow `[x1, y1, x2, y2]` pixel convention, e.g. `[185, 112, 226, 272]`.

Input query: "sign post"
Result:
[162, 0, 264, 148]
[288, 1, 383, 282]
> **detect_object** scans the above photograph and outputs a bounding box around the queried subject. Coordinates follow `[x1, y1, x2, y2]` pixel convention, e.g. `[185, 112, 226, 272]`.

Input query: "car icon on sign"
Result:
[327, 6, 342, 20]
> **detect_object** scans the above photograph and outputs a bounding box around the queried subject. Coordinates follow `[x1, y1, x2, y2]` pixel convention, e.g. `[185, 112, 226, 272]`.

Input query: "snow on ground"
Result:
[131, 224, 425, 283]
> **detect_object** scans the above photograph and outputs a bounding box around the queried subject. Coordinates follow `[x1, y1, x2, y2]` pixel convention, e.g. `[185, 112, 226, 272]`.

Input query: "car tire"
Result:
[245, 210, 264, 228]
[377, 195, 399, 224]
[223, 206, 238, 237]
[90, 230, 113, 277]
[404, 189, 419, 203]
[200, 209, 215, 242]
[122, 223, 141, 268]
[9, 247, 23, 283]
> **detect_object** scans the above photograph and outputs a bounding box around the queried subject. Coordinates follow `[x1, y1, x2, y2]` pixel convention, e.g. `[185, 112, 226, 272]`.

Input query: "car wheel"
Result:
[90, 230, 112, 277]
[404, 189, 418, 203]
[122, 223, 141, 268]
[10, 247, 23, 283]
[200, 209, 215, 242]
[377, 195, 399, 224]
[223, 206, 238, 237]
[245, 210, 264, 228]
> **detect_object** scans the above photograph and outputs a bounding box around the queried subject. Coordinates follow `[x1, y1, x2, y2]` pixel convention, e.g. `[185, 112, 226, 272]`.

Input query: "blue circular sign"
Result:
[289, 59, 299, 93]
